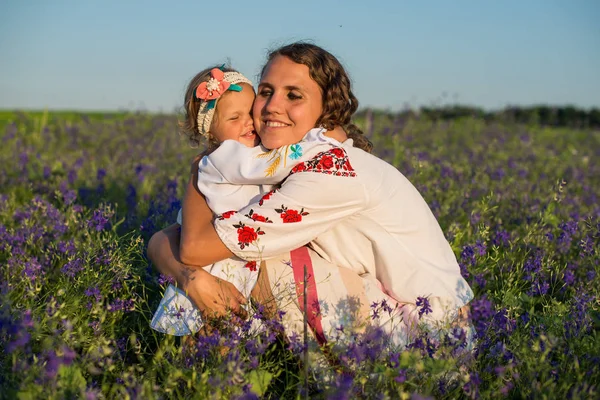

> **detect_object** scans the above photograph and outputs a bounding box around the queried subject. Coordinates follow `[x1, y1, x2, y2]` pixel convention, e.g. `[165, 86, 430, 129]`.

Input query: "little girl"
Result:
[151, 66, 343, 335]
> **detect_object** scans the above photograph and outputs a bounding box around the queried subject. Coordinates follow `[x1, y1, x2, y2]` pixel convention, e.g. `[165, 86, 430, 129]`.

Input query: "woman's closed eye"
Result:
[258, 88, 273, 97]
[287, 92, 302, 100]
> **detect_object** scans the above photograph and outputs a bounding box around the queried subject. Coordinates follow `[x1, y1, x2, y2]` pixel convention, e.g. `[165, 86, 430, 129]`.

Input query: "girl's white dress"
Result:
[150, 128, 341, 335]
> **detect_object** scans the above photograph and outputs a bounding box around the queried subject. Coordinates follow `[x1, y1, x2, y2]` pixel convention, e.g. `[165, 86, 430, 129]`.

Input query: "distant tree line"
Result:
[357, 105, 600, 129]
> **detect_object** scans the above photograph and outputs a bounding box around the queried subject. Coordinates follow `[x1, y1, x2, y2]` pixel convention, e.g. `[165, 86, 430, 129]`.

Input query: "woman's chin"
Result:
[257, 135, 279, 150]
[258, 132, 301, 150]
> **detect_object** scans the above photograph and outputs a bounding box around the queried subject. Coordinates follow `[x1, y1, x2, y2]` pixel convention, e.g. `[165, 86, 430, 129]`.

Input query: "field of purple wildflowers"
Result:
[0, 109, 598, 399]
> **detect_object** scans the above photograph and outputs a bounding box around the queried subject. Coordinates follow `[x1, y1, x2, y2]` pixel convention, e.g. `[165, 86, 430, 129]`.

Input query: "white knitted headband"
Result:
[195, 68, 253, 139]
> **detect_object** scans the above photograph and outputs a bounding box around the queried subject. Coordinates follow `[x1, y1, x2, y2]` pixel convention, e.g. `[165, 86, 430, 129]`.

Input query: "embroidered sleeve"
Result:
[213, 150, 366, 261]
[200, 128, 339, 186]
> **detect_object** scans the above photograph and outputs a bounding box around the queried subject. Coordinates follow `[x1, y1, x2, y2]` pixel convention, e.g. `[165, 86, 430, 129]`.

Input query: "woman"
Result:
[148, 42, 473, 347]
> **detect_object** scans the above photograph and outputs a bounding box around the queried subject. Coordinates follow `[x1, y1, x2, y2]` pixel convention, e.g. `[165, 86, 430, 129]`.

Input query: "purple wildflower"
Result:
[57, 240, 77, 257]
[474, 240, 487, 256]
[94, 248, 111, 266]
[564, 267, 576, 286]
[85, 388, 101, 400]
[67, 169, 77, 185]
[23, 259, 44, 281]
[61, 258, 84, 278]
[407, 332, 438, 358]
[523, 253, 542, 281]
[62, 188, 77, 205]
[108, 298, 135, 312]
[529, 280, 550, 296]
[84, 286, 103, 302]
[87, 209, 110, 231]
[135, 164, 146, 182]
[19, 152, 28, 169]
[235, 392, 259, 400]
[96, 168, 107, 181]
[474, 274, 487, 288]
[88, 321, 101, 335]
[416, 296, 432, 318]
[125, 184, 137, 212]
[6, 326, 31, 353]
[470, 295, 494, 337]
[43, 165, 51, 179]
[395, 368, 407, 383]
[462, 372, 481, 399]
[158, 274, 175, 286]
[329, 373, 354, 400]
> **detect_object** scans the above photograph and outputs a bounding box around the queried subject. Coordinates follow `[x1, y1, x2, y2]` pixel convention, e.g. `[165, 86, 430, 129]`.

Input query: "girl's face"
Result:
[211, 83, 258, 147]
[253, 55, 323, 150]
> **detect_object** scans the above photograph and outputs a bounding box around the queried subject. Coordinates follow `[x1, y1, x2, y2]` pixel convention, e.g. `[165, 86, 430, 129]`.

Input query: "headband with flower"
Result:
[196, 67, 253, 139]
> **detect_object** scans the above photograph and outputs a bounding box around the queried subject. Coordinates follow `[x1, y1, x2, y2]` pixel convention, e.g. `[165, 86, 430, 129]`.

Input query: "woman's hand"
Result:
[148, 224, 245, 320]
[185, 270, 248, 321]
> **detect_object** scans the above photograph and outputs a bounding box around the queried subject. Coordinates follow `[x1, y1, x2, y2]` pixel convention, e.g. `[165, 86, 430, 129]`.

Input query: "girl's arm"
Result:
[179, 154, 234, 266]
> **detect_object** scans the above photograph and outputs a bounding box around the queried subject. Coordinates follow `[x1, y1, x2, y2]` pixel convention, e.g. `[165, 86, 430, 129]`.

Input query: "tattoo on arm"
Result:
[181, 266, 196, 284]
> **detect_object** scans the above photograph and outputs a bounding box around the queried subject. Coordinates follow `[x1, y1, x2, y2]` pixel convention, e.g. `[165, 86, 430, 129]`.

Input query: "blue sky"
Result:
[1, 0, 598, 112]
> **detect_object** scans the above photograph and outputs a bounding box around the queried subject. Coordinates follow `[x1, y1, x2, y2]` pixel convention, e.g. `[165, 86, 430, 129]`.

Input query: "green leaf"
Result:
[247, 370, 274, 397]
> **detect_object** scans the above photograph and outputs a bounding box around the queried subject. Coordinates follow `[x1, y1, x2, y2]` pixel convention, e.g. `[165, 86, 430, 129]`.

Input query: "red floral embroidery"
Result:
[275, 205, 309, 223]
[217, 210, 237, 220]
[233, 223, 265, 249]
[290, 147, 356, 177]
[245, 209, 272, 223]
[331, 147, 345, 158]
[244, 261, 257, 272]
[291, 163, 306, 173]
[318, 155, 334, 169]
[259, 189, 277, 206]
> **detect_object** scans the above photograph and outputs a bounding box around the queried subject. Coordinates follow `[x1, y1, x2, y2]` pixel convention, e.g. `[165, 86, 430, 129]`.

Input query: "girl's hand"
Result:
[184, 268, 248, 320]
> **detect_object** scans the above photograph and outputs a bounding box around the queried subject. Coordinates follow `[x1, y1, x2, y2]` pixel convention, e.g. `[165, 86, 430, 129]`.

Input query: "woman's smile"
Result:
[253, 55, 323, 149]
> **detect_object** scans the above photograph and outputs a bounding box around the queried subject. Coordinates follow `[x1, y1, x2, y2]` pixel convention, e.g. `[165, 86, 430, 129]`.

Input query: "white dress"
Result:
[211, 135, 475, 347]
[150, 129, 342, 335]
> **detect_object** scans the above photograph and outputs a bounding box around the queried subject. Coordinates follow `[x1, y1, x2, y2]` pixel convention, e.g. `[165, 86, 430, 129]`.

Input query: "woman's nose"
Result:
[264, 93, 282, 114]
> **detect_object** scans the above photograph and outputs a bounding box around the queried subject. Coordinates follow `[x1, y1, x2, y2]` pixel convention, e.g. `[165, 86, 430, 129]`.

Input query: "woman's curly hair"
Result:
[179, 65, 240, 151]
[261, 42, 373, 153]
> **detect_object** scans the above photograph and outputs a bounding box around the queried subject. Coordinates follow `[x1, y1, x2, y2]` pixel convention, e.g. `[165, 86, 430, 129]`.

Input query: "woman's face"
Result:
[253, 55, 323, 149]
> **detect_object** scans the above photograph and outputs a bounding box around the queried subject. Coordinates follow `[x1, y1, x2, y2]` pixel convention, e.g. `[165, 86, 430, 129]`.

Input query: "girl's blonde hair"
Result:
[179, 65, 240, 151]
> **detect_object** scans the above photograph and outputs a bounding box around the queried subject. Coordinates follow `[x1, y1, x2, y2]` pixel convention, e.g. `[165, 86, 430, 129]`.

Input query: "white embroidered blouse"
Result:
[209, 130, 474, 319]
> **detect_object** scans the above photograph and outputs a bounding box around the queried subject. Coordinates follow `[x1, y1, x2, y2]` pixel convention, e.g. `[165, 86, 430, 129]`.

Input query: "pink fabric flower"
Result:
[195, 68, 231, 100]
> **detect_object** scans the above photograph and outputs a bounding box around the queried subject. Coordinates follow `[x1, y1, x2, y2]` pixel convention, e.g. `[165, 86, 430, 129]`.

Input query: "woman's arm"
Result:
[179, 155, 234, 266]
[199, 146, 364, 262]
[147, 223, 247, 318]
